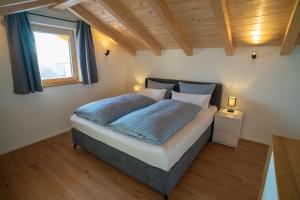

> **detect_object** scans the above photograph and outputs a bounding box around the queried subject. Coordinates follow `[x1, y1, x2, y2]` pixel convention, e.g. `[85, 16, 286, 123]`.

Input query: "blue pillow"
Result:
[179, 81, 216, 95]
[147, 80, 175, 98]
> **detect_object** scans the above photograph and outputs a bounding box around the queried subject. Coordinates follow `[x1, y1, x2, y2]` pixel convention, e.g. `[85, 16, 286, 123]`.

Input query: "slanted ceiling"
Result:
[1, 0, 300, 56]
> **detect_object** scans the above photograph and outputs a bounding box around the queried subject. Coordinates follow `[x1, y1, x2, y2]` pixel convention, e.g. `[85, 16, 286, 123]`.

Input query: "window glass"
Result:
[34, 31, 73, 80]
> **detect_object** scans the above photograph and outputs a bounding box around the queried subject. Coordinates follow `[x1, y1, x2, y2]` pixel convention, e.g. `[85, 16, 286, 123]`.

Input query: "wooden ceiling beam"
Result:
[280, 0, 300, 55]
[51, 0, 85, 10]
[0, 0, 36, 7]
[0, 0, 57, 16]
[97, 0, 161, 56]
[210, 0, 234, 56]
[69, 5, 136, 56]
[146, 0, 193, 56]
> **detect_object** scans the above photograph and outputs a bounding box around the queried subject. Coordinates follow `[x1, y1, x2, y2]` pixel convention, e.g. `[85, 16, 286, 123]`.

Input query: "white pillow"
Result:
[138, 88, 167, 101]
[171, 91, 211, 110]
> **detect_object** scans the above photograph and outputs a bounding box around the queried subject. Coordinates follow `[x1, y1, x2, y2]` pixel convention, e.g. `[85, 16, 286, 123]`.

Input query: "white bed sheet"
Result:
[70, 106, 217, 172]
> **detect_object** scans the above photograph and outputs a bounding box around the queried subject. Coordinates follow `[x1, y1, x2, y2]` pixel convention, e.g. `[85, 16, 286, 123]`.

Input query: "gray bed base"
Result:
[71, 124, 213, 199]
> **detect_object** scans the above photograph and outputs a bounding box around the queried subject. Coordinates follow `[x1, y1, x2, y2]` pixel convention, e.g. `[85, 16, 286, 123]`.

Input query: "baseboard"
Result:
[240, 135, 270, 146]
[0, 128, 71, 155]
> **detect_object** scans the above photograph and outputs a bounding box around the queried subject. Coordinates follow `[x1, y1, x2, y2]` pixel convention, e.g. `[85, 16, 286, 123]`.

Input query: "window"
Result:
[32, 24, 79, 87]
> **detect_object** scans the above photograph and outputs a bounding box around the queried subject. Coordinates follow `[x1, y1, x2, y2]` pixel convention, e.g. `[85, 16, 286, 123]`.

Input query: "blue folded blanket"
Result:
[109, 99, 201, 145]
[74, 93, 155, 125]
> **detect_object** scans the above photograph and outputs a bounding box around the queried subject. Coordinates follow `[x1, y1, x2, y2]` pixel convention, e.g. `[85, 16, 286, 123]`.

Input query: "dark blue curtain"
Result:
[76, 20, 98, 84]
[5, 12, 43, 94]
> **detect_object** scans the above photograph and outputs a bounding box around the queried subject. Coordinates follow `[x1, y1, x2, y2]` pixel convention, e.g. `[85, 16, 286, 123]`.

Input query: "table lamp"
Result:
[134, 84, 141, 92]
[227, 96, 237, 113]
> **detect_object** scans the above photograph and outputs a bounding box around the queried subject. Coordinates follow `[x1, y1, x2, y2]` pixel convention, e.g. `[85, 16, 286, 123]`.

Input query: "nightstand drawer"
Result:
[215, 117, 241, 133]
[213, 129, 238, 147]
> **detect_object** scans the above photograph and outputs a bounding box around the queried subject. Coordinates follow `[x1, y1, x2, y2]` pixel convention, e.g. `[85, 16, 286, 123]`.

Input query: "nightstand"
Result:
[213, 108, 243, 148]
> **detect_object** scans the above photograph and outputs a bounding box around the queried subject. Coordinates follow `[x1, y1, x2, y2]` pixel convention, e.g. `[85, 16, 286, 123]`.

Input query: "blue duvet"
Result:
[109, 99, 201, 145]
[74, 93, 155, 125]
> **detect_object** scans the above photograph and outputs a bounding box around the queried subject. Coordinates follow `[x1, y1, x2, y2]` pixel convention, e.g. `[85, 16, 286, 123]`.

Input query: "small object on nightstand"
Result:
[213, 108, 243, 148]
[227, 96, 237, 113]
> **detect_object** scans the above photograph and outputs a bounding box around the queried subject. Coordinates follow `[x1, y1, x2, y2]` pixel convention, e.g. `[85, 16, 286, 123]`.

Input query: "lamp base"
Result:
[227, 108, 234, 113]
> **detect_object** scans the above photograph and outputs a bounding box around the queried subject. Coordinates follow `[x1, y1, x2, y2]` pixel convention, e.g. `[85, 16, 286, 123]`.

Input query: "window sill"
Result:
[42, 78, 81, 88]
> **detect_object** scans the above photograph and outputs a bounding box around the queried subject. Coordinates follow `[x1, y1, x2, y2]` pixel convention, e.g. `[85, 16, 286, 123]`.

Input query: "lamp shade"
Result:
[134, 84, 141, 92]
[227, 96, 237, 107]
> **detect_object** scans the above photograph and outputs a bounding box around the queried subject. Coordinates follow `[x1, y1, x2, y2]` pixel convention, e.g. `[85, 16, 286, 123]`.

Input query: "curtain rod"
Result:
[28, 12, 77, 23]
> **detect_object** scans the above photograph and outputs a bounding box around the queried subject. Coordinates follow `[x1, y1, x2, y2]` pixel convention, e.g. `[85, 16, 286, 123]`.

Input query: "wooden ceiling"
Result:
[1, 0, 300, 56]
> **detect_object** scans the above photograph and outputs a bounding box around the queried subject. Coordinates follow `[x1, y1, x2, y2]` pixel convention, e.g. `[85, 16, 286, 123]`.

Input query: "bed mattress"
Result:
[70, 106, 217, 172]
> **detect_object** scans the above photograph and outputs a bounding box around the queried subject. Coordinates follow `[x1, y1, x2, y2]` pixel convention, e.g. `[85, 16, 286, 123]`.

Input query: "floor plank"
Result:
[0, 132, 268, 200]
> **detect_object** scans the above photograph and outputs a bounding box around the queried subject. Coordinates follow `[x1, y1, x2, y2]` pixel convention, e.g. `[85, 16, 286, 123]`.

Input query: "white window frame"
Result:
[32, 24, 80, 87]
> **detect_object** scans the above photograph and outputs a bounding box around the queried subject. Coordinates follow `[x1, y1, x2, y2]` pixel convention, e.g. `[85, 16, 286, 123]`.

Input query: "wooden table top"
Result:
[272, 135, 300, 200]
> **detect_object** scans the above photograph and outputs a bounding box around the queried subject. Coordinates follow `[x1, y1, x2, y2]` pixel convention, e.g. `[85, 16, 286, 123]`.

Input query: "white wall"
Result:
[131, 46, 300, 144]
[0, 21, 135, 154]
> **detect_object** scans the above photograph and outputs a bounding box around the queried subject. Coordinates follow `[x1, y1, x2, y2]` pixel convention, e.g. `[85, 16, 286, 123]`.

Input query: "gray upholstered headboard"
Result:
[145, 77, 223, 109]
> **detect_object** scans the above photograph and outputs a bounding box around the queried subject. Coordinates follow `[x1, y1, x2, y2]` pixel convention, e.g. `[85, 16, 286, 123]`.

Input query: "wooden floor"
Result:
[0, 132, 268, 200]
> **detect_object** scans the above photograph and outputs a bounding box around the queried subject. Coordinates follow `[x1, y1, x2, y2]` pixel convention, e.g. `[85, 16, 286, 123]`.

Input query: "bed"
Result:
[71, 77, 222, 199]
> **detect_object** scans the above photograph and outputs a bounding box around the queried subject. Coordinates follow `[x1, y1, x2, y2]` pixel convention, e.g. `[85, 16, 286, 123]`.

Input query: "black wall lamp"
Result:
[252, 50, 257, 59]
[105, 50, 110, 56]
